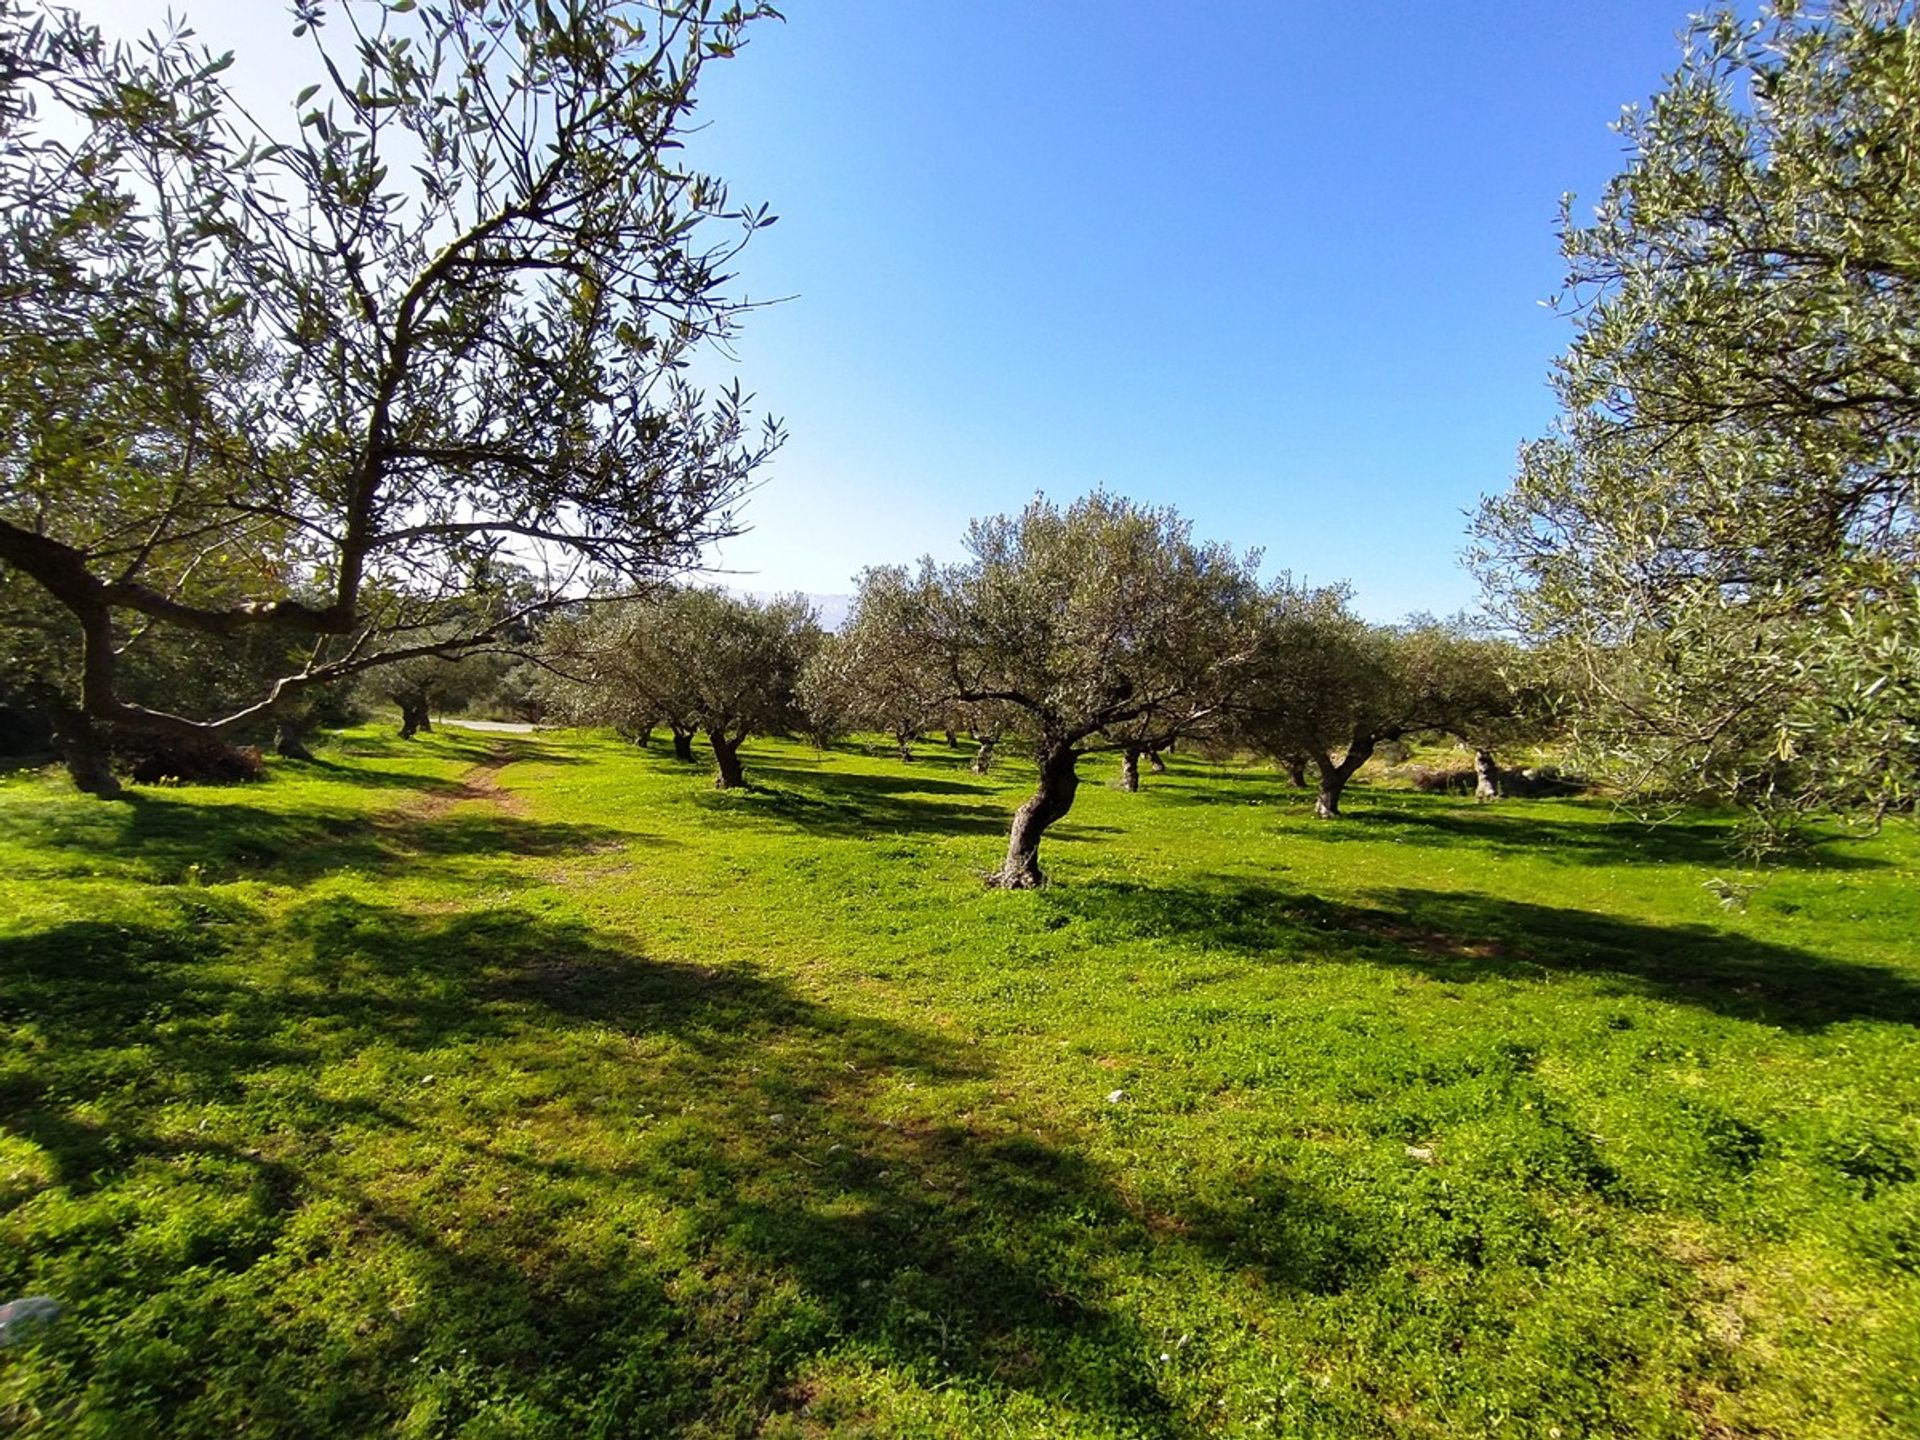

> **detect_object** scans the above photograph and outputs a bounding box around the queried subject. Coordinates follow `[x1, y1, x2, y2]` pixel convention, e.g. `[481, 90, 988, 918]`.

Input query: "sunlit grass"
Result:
[2, 727, 1916, 1437]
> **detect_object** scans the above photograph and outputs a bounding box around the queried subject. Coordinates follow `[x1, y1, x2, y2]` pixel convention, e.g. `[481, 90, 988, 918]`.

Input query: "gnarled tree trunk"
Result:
[1118, 746, 1142, 792]
[671, 726, 696, 762]
[398, 698, 433, 739]
[710, 732, 746, 789]
[57, 607, 122, 795]
[895, 730, 916, 762]
[54, 711, 119, 798]
[1282, 754, 1308, 788]
[945, 728, 959, 748]
[1146, 749, 1167, 774]
[1312, 736, 1375, 819]
[989, 741, 1080, 889]
[1474, 748, 1502, 802]
[971, 734, 998, 774]
[273, 716, 315, 760]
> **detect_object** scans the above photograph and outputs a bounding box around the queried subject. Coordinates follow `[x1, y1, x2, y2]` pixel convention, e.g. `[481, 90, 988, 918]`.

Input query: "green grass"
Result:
[2, 727, 1917, 1437]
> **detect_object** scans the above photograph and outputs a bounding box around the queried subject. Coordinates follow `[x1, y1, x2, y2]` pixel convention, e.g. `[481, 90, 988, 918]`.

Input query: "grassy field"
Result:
[1, 728, 1916, 1438]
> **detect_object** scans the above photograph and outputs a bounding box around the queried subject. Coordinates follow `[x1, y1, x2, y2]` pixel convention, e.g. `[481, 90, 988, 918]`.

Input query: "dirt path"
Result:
[439, 718, 537, 734]
[410, 745, 524, 819]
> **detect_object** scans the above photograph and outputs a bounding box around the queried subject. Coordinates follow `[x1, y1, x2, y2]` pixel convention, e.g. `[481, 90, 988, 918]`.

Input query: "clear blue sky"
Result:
[679, 1, 1703, 618]
[86, 0, 1707, 620]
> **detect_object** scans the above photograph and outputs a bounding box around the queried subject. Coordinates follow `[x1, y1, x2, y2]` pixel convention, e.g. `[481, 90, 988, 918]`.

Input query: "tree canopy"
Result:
[1471, 1, 1920, 838]
[0, 0, 781, 793]
[544, 588, 819, 789]
[797, 566, 949, 761]
[922, 493, 1260, 886]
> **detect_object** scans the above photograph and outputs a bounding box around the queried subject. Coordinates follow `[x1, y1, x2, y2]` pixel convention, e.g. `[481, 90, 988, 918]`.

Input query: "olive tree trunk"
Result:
[971, 734, 998, 774]
[1118, 746, 1142, 792]
[1146, 749, 1167, 774]
[1474, 748, 1502, 802]
[895, 730, 916, 762]
[398, 698, 433, 739]
[1312, 737, 1375, 819]
[273, 717, 315, 760]
[1282, 754, 1308, 788]
[671, 726, 696, 762]
[989, 741, 1080, 889]
[710, 732, 746, 790]
[57, 608, 122, 795]
[55, 711, 119, 798]
[945, 728, 959, 748]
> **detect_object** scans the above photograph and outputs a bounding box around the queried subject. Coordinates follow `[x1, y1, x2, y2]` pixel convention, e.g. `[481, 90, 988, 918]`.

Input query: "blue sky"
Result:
[85, 0, 1706, 619]
[678, 1, 1703, 617]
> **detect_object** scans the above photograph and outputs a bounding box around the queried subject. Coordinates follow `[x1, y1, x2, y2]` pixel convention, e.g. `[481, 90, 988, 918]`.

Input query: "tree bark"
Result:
[58, 603, 122, 795]
[1474, 748, 1502, 802]
[54, 711, 119, 798]
[1118, 747, 1141, 792]
[398, 699, 432, 739]
[1146, 749, 1167, 775]
[273, 717, 315, 760]
[971, 734, 998, 774]
[1283, 754, 1309, 789]
[1312, 736, 1375, 820]
[989, 741, 1080, 889]
[895, 730, 916, 762]
[944, 728, 959, 748]
[710, 732, 746, 789]
[671, 726, 696, 762]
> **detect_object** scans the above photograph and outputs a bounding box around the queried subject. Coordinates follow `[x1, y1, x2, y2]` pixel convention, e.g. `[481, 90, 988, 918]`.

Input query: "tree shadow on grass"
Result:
[1042, 879, 1920, 1031]
[1294, 802, 1889, 872]
[15, 789, 648, 889]
[702, 771, 1012, 841]
[0, 893, 1368, 1434]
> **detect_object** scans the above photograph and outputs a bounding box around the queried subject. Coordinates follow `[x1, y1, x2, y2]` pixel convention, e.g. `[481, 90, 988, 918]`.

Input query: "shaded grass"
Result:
[1, 729, 1916, 1437]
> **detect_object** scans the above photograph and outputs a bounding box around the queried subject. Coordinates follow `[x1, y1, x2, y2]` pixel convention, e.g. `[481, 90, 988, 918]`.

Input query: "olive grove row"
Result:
[1, 1, 1912, 846]
[537, 492, 1530, 888]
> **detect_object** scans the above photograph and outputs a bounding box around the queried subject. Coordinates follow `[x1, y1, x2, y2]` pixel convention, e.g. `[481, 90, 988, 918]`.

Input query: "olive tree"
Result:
[796, 565, 948, 761]
[1236, 590, 1522, 818]
[923, 493, 1260, 888]
[0, 0, 781, 795]
[1470, 2, 1920, 837]
[1394, 618, 1540, 800]
[545, 588, 819, 789]
[375, 651, 497, 740]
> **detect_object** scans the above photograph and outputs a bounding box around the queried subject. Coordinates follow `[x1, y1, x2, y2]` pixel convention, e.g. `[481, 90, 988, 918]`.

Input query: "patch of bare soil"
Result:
[408, 746, 525, 819]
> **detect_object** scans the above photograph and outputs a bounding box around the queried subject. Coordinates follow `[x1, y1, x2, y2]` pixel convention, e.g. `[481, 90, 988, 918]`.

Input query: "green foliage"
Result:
[0, 0, 781, 779]
[928, 492, 1262, 753]
[541, 588, 820, 783]
[798, 566, 949, 758]
[1233, 591, 1529, 814]
[1472, 2, 1920, 834]
[1, 730, 1916, 1435]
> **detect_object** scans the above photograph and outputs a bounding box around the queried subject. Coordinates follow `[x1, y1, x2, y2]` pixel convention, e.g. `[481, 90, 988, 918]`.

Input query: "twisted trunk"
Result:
[1282, 754, 1308, 789]
[58, 605, 122, 795]
[945, 728, 959, 748]
[971, 734, 998, 774]
[398, 698, 432, 739]
[55, 710, 119, 797]
[273, 717, 315, 760]
[895, 729, 916, 762]
[1146, 749, 1167, 775]
[989, 741, 1079, 889]
[671, 726, 696, 762]
[1118, 747, 1142, 792]
[1474, 748, 1502, 802]
[1312, 734, 1376, 819]
[710, 731, 746, 789]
